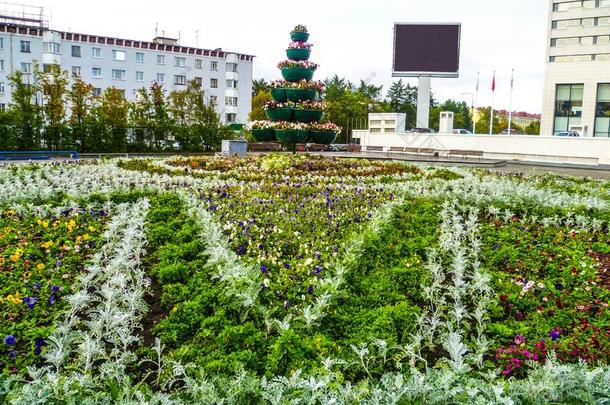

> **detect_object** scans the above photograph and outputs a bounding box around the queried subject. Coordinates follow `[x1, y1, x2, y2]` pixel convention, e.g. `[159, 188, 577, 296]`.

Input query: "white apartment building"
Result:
[541, 0, 610, 136]
[0, 13, 254, 124]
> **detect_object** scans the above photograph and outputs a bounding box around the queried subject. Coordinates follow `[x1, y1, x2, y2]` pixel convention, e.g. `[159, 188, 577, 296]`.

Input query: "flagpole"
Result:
[489, 70, 495, 135]
[473, 72, 479, 134]
[508, 69, 514, 135]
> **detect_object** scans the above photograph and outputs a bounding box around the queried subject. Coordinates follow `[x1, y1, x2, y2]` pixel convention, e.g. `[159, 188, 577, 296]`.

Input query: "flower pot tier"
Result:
[309, 130, 337, 144]
[281, 67, 315, 82]
[265, 108, 294, 122]
[251, 129, 276, 142]
[285, 88, 317, 102]
[271, 88, 287, 102]
[290, 31, 310, 42]
[286, 48, 311, 61]
[275, 129, 309, 144]
[294, 109, 324, 123]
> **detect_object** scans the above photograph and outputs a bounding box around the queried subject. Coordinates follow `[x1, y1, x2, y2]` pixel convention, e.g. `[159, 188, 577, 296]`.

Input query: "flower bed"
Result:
[1, 156, 610, 403]
[0, 207, 107, 374]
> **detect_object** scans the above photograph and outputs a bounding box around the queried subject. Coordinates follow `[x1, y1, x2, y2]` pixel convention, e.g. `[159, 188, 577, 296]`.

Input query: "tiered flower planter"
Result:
[250, 25, 341, 146]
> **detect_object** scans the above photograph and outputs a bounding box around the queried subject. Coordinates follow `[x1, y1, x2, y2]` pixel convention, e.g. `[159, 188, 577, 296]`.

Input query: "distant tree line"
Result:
[0, 65, 232, 152]
[251, 76, 539, 142]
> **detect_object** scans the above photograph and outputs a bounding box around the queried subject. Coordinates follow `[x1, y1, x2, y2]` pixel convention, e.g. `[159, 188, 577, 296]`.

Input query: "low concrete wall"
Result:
[353, 131, 610, 166]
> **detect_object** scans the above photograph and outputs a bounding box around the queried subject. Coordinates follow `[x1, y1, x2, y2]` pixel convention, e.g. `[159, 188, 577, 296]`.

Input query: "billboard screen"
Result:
[393, 23, 461, 78]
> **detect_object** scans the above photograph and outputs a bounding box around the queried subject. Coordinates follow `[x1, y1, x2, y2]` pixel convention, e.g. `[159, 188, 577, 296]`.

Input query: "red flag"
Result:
[491, 72, 496, 92]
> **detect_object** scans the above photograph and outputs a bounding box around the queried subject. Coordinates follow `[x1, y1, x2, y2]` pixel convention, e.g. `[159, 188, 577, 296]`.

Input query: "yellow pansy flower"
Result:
[37, 263, 45, 270]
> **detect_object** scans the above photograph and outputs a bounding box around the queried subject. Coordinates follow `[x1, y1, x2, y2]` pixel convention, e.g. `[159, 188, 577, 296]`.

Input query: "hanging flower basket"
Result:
[265, 108, 294, 122]
[271, 88, 287, 102]
[307, 122, 341, 144]
[251, 129, 276, 142]
[285, 88, 317, 102]
[276, 129, 309, 144]
[294, 109, 324, 123]
[286, 48, 311, 61]
[309, 130, 337, 144]
[290, 31, 309, 42]
[281, 67, 314, 82]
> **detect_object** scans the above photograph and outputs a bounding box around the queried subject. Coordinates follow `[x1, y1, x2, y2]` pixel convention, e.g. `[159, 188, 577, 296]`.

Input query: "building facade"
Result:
[541, 0, 610, 136]
[0, 15, 254, 124]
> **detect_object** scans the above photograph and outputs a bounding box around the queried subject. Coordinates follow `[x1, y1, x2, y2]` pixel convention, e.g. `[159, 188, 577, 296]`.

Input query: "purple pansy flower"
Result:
[4, 335, 15, 346]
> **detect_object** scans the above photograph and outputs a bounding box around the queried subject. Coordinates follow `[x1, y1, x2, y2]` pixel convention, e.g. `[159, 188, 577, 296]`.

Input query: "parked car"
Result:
[555, 131, 580, 137]
[452, 129, 473, 135]
[500, 128, 523, 135]
[409, 128, 436, 134]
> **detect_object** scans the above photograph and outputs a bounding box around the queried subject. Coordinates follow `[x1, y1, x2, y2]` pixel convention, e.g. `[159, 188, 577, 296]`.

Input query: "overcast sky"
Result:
[33, 0, 548, 113]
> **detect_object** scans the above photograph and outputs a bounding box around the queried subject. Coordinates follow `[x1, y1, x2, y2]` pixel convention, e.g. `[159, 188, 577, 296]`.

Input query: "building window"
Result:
[211, 78, 218, 88]
[93, 87, 102, 98]
[226, 63, 238, 73]
[21, 62, 31, 73]
[225, 113, 236, 122]
[595, 53, 610, 60]
[156, 73, 165, 83]
[20, 40, 31, 53]
[72, 66, 81, 77]
[550, 54, 592, 62]
[581, 36, 594, 45]
[225, 96, 238, 106]
[93, 47, 101, 58]
[112, 50, 126, 61]
[43, 42, 61, 54]
[209, 95, 217, 106]
[601, 0, 610, 6]
[174, 75, 187, 85]
[112, 69, 126, 80]
[92, 67, 102, 78]
[226, 79, 238, 88]
[194, 77, 203, 86]
[136, 71, 145, 82]
[0, 103, 5, 112]
[174, 57, 186, 67]
[0, 60, 4, 72]
[136, 52, 144, 63]
[0, 38, 3, 49]
[157, 55, 165, 65]
[211, 61, 218, 71]
[595, 84, 610, 137]
[71, 45, 81, 57]
[0, 82, 4, 94]
[195, 59, 203, 69]
[551, 37, 581, 47]
[554, 84, 583, 134]
[598, 16, 610, 26]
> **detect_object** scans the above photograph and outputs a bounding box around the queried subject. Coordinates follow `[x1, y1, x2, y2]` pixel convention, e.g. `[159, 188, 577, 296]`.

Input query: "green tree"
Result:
[92, 88, 131, 152]
[130, 87, 155, 152]
[429, 99, 473, 132]
[252, 79, 270, 97]
[524, 120, 541, 135]
[249, 90, 272, 121]
[384, 80, 417, 129]
[475, 107, 508, 134]
[0, 109, 17, 150]
[324, 75, 384, 143]
[169, 80, 227, 151]
[7, 70, 42, 150]
[68, 75, 94, 152]
[38, 65, 69, 150]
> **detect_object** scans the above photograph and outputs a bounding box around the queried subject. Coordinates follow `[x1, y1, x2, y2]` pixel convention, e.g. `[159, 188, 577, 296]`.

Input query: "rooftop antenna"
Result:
[155, 22, 158, 37]
[177, 30, 181, 45]
[195, 29, 200, 47]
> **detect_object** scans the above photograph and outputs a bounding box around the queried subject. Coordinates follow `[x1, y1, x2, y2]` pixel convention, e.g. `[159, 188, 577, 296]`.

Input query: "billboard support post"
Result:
[417, 76, 431, 129]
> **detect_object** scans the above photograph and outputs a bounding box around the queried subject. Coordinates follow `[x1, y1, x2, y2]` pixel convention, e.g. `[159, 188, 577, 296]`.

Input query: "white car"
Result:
[555, 131, 580, 137]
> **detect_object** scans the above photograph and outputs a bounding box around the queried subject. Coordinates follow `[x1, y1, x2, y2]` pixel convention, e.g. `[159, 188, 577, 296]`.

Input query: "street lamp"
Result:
[461, 92, 475, 134]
